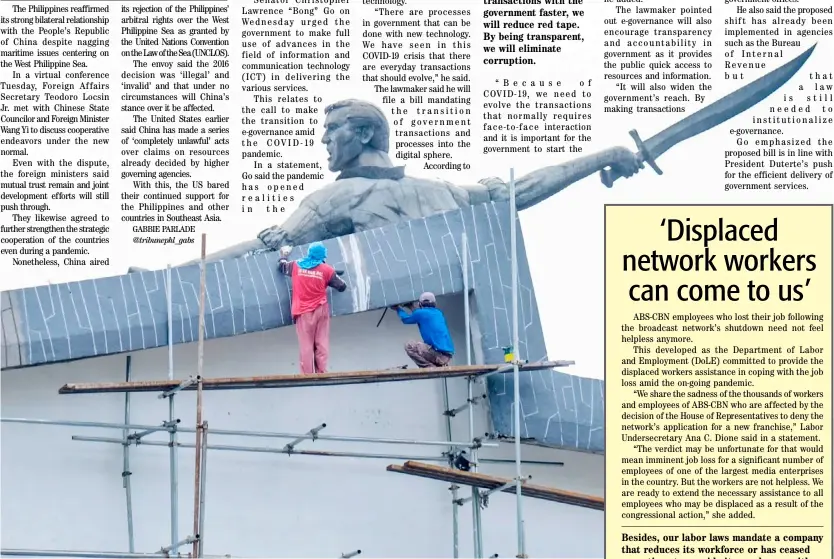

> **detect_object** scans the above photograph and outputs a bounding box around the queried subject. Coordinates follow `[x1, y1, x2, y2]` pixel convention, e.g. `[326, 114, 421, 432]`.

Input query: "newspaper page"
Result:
[0, 0, 832, 557]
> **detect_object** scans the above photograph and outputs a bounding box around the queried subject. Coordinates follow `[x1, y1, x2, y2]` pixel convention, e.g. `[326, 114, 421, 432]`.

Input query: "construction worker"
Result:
[394, 292, 455, 368]
[279, 242, 347, 374]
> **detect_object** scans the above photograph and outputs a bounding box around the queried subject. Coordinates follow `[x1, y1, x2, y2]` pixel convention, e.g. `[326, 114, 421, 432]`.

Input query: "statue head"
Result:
[322, 99, 390, 172]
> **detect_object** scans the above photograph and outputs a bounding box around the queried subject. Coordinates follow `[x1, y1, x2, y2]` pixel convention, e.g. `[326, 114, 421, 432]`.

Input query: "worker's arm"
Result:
[396, 306, 421, 325]
[328, 272, 347, 292]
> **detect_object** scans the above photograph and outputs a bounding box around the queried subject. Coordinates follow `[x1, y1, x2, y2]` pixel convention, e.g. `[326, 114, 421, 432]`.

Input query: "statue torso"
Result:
[259, 166, 507, 248]
[310, 173, 471, 234]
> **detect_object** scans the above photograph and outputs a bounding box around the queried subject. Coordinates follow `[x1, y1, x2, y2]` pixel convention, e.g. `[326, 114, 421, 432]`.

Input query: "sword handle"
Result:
[599, 129, 663, 188]
[629, 129, 663, 175]
[599, 167, 619, 189]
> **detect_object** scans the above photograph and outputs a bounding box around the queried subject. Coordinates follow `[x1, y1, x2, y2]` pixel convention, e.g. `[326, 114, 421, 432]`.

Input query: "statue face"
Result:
[321, 107, 366, 172]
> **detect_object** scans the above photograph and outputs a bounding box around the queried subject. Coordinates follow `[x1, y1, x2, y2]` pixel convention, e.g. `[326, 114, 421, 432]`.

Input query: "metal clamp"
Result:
[482, 360, 575, 380]
[478, 481, 514, 509]
[159, 534, 198, 556]
[443, 394, 486, 418]
[454, 476, 530, 508]
[129, 419, 180, 441]
[159, 375, 201, 399]
[284, 423, 327, 454]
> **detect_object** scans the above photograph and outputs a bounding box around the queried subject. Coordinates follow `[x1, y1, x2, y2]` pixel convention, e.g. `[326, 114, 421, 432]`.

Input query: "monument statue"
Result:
[128, 44, 813, 271]
[140, 99, 639, 272]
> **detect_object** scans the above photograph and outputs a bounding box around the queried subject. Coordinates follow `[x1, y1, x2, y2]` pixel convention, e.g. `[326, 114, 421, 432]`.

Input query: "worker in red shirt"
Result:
[279, 242, 347, 374]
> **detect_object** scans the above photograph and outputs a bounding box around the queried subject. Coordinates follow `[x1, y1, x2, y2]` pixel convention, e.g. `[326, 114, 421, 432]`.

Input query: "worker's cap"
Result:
[307, 242, 327, 261]
[418, 292, 436, 304]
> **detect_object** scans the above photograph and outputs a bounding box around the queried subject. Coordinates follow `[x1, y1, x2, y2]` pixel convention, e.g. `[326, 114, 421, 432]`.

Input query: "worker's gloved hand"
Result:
[279, 245, 293, 258]
[389, 305, 400, 311]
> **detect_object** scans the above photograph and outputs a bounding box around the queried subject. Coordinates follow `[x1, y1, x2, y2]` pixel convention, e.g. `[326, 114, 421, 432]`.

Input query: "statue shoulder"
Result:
[445, 182, 473, 207]
[459, 176, 508, 205]
[312, 178, 370, 203]
[479, 176, 508, 202]
[399, 176, 474, 208]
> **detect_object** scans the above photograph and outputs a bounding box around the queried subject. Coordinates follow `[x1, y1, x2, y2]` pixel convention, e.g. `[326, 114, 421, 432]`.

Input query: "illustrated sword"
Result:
[600, 44, 816, 188]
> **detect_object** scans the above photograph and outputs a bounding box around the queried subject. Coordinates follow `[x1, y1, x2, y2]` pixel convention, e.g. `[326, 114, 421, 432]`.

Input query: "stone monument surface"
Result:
[1, 203, 604, 453]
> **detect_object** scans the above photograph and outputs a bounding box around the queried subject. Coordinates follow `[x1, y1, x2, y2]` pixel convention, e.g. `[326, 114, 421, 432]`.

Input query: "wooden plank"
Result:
[387, 461, 604, 511]
[58, 361, 565, 395]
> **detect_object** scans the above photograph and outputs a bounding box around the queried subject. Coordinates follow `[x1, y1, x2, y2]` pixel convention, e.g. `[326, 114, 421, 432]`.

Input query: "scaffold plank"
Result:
[387, 461, 604, 511]
[58, 361, 564, 395]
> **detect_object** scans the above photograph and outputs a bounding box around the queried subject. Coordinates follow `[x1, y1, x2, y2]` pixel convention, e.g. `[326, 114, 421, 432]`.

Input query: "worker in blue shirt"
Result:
[394, 292, 455, 367]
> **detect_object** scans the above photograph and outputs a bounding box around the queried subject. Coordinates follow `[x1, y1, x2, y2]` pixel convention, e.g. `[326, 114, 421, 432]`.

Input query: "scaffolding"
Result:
[1, 171, 597, 559]
[387, 462, 604, 511]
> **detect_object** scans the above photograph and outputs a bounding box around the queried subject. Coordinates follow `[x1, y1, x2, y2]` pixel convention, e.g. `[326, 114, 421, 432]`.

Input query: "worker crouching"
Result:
[394, 292, 455, 368]
[279, 242, 347, 374]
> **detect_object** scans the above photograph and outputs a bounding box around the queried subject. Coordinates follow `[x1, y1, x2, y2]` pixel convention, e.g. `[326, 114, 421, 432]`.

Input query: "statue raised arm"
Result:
[128, 46, 816, 278]
[463, 147, 641, 212]
[130, 99, 641, 271]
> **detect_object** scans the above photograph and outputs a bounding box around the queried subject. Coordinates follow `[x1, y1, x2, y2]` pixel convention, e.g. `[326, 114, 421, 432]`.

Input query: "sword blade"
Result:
[643, 44, 816, 159]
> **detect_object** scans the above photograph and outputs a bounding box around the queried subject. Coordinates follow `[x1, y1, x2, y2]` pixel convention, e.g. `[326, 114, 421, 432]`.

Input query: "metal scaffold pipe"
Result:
[159, 536, 197, 556]
[0, 550, 225, 559]
[168, 395, 179, 549]
[469, 369, 483, 559]
[129, 424, 175, 441]
[462, 241, 470, 370]
[198, 421, 208, 558]
[0, 418, 492, 449]
[509, 168, 526, 558]
[166, 264, 173, 382]
[3, 419, 559, 466]
[72, 436, 462, 462]
[441, 377, 459, 558]
[122, 356, 135, 553]
[193, 233, 208, 559]
[462, 232, 484, 558]
[165, 263, 178, 550]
